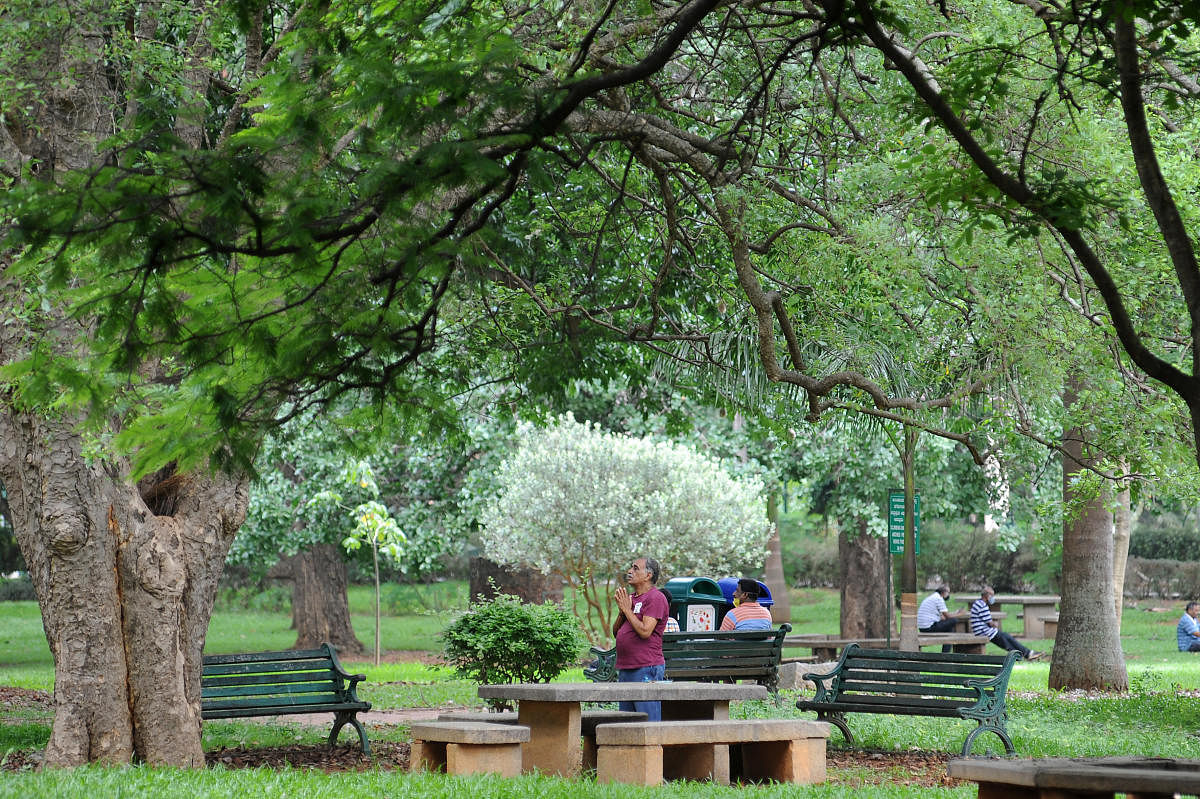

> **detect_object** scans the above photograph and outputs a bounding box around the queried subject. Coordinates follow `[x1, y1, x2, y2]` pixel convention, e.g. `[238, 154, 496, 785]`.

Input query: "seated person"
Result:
[917, 586, 961, 633]
[719, 578, 773, 631]
[918, 585, 962, 653]
[1178, 602, 1200, 652]
[971, 586, 1043, 661]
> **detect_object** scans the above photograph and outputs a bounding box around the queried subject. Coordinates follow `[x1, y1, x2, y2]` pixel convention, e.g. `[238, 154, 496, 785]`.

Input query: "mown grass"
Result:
[0, 767, 972, 799]
[4, 585, 1200, 798]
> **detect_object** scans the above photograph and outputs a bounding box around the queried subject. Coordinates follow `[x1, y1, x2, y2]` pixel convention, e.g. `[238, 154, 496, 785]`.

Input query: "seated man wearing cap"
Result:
[719, 578, 773, 631]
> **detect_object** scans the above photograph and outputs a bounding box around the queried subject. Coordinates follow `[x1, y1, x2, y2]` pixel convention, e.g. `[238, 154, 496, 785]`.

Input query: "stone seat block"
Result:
[578, 710, 648, 773]
[410, 721, 530, 777]
[595, 719, 830, 786]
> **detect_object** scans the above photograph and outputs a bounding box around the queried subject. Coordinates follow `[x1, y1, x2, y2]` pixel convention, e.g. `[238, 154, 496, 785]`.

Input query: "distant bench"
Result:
[201, 642, 371, 754]
[584, 625, 792, 702]
[795, 643, 1021, 755]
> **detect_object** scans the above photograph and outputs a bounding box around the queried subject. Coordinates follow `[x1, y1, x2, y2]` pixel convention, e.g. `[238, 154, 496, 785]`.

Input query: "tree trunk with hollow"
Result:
[839, 519, 889, 639]
[0, 409, 248, 766]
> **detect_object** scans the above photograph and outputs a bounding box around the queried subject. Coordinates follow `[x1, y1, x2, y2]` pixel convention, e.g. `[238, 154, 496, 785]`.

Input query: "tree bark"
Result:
[270, 544, 365, 656]
[469, 556, 562, 604]
[1112, 475, 1132, 629]
[838, 520, 889, 639]
[0, 409, 247, 766]
[1049, 408, 1127, 691]
[763, 491, 791, 622]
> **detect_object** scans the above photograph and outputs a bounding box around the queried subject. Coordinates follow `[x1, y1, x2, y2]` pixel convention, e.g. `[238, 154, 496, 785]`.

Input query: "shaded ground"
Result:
[0, 684, 960, 786]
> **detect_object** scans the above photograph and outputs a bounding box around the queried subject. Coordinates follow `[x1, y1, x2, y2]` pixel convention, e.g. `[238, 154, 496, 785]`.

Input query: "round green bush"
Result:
[441, 594, 586, 694]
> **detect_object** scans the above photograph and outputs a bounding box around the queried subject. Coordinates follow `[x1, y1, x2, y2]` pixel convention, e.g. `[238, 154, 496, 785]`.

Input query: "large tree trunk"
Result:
[839, 520, 889, 639]
[1049, 417, 1127, 691]
[270, 544, 365, 655]
[0, 410, 247, 766]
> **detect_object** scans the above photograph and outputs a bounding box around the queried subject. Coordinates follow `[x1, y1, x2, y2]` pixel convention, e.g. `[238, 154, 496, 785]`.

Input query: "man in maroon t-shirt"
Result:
[612, 556, 669, 721]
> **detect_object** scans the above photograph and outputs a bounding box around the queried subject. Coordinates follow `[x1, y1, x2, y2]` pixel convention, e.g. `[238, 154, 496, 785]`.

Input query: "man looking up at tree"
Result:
[613, 556, 669, 721]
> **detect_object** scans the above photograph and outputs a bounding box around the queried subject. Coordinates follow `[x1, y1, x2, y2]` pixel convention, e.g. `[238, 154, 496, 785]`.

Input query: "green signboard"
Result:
[887, 489, 920, 555]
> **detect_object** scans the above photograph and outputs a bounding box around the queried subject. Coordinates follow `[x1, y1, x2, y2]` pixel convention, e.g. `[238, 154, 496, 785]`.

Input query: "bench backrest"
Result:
[663, 624, 792, 680]
[201, 642, 362, 716]
[583, 624, 792, 685]
[820, 644, 1018, 712]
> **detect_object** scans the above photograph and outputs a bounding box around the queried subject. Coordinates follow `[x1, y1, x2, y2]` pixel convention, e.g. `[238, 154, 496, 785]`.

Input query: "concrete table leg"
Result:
[516, 700, 581, 776]
[1021, 602, 1056, 639]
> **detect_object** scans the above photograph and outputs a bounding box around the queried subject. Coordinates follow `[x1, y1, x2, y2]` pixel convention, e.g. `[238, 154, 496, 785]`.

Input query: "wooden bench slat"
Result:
[202, 692, 347, 710]
[667, 656, 776, 668]
[799, 700, 966, 718]
[202, 700, 369, 719]
[851, 647, 1011, 665]
[843, 658, 1004, 678]
[202, 669, 340, 688]
[835, 676, 984, 695]
[202, 680, 344, 699]
[203, 647, 332, 665]
[201, 659, 340, 677]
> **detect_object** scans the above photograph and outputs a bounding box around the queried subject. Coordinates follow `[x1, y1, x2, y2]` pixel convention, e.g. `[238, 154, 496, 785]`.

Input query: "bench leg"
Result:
[962, 719, 1015, 757]
[597, 744, 663, 785]
[329, 710, 370, 755]
[740, 738, 827, 784]
[817, 711, 854, 747]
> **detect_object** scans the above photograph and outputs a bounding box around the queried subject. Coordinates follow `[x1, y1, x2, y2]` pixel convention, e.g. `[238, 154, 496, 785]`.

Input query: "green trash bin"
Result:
[661, 576, 726, 631]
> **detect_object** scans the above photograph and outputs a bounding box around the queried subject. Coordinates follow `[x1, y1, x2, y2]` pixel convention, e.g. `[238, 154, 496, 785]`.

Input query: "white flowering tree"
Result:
[481, 414, 771, 643]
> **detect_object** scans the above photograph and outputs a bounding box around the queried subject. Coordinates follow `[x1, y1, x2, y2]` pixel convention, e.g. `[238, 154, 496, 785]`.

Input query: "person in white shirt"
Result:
[917, 586, 961, 652]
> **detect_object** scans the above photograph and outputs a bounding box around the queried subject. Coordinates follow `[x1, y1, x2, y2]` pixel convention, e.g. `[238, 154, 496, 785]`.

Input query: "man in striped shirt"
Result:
[719, 578, 773, 631]
[971, 586, 1043, 661]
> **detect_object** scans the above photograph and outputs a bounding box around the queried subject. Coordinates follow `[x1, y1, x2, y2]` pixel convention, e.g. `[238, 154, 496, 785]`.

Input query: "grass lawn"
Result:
[3, 585, 1200, 798]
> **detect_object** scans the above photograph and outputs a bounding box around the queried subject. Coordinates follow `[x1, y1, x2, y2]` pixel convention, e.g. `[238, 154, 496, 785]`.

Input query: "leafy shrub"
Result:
[441, 594, 586, 706]
[1125, 557, 1200, 600]
[0, 573, 35, 601]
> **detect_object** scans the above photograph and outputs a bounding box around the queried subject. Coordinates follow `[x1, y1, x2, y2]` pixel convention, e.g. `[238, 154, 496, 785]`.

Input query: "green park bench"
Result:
[201, 642, 372, 754]
[795, 643, 1021, 755]
[583, 624, 792, 703]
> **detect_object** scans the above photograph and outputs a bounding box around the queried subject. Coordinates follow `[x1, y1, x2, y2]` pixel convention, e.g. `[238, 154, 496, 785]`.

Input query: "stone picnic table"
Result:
[956, 594, 1060, 639]
[476, 681, 767, 777]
